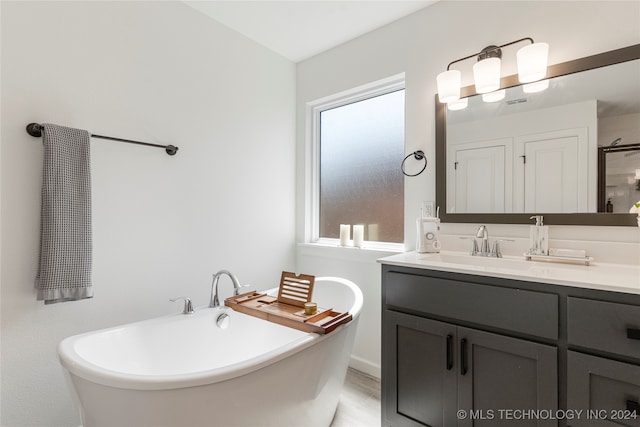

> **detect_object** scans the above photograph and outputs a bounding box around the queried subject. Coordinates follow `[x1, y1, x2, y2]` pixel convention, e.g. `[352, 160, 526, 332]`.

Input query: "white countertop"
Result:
[378, 251, 640, 295]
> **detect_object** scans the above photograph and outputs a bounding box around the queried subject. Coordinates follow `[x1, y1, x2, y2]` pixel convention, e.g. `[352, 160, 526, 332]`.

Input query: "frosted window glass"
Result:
[319, 90, 405, 243]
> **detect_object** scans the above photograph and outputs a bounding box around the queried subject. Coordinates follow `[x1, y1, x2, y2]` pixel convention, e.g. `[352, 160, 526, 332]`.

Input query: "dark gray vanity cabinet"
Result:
[382, 264, 640, 427]
[567, 351, 640, 427]
[566, 298, 640, 427]
[456, 326, 557, 427]
[382, 267, 558, 427]
[384, 311, 456, 427]
[385, 310, 557, 427]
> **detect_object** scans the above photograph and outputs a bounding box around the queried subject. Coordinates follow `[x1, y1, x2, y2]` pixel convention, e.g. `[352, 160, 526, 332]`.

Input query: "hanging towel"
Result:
[35, 123, 93, 304]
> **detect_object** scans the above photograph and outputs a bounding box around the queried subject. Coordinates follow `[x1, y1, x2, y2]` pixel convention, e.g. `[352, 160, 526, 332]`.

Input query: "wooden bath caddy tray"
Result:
[224, 272, 352, 334]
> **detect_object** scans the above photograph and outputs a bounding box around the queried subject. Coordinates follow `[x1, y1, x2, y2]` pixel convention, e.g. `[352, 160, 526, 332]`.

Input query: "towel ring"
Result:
[401, 150, 427, 177]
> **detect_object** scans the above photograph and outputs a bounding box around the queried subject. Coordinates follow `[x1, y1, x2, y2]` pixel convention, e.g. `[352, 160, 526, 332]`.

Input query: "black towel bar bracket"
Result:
[26, 123, 178, 156]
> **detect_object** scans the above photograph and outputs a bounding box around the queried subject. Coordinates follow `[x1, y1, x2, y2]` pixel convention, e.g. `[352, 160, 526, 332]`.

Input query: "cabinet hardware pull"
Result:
[460, 338, 468, 375]
[627, 328, 640, 340]
[627, 400, 640, 415]
[446, 334, 453, 370]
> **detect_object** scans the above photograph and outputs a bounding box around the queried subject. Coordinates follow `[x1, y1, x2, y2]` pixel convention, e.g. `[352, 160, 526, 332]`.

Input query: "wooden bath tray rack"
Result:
[224, 272, 352, 334]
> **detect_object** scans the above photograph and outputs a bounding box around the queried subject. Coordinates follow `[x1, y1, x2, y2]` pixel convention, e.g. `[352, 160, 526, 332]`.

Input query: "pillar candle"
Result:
[368, 224, 379, 241]
[353, 224, 364, 248]
[339, 224, 350, 246]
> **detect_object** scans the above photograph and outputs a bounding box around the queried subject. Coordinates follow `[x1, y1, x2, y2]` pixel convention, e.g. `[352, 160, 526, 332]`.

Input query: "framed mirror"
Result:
[436, 44, 640, 226]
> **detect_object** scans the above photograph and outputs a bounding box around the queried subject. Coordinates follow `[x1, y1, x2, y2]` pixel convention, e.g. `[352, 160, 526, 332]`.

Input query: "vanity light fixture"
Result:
[517, 42, 550, 82]
[523, 79, 550, 93]
[436, 69, 462, 103]
[437, 37, 549, 103]
[482, 89, 506, 103]
[447, 97, 468, 111]
[473, 47, 502, 93]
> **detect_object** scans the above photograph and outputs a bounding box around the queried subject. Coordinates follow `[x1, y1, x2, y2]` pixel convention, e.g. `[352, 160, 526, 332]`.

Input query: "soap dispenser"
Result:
[528, 215, 549, 256]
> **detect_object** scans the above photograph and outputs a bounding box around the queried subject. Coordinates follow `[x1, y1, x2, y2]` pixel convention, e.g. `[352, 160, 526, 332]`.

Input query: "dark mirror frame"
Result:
[436, 44, 640, 226]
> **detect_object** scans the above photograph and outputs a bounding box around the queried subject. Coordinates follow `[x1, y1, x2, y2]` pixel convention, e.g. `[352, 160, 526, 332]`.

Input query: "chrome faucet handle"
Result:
[491, 239, 515, 258]
[459, 237, 479, 255]
[170, 297, 194, 314]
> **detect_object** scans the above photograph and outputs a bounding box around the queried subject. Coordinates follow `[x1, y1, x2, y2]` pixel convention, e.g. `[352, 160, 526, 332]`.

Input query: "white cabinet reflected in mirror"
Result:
[436, 44, 640, 226]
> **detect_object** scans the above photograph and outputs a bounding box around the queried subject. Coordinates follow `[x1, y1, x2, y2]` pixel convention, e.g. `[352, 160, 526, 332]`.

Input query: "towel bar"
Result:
[26, 123, 178, 156]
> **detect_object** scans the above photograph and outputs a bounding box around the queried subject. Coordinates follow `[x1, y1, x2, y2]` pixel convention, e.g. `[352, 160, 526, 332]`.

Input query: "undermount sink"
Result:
[417, 251, 535, 271]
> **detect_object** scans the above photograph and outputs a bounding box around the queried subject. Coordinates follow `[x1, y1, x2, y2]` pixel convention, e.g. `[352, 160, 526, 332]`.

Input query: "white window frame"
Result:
[303, 73, 406, 251]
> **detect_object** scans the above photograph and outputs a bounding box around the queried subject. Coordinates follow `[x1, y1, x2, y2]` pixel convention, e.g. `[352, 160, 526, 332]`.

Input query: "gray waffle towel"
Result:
[35, 123, 93, 304]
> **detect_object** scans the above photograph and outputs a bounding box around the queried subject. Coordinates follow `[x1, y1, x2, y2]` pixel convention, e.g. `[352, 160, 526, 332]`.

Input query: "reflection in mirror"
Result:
[599, 143, 640, 213]
[446, 59, 639, 214]
[436, 44, 640, 226]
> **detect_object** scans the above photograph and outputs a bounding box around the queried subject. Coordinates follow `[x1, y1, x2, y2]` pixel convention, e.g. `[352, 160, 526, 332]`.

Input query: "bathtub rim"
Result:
[58, 276, 363, 391]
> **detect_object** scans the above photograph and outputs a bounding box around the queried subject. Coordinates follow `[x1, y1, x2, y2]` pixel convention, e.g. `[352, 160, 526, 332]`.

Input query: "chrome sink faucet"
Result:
[461, 225, 514, 258]
[476, 225, 490, 256]
[210, 270, 243, 308]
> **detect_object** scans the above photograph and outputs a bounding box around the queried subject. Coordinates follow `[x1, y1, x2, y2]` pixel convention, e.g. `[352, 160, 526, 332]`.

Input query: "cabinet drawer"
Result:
[567, 351, 640, 427]
[385, 272, 558, 340]
[568, 297, 640, 360]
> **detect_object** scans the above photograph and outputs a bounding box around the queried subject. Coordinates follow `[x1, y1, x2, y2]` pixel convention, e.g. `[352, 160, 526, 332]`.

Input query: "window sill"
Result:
[297, 240, 404, 264]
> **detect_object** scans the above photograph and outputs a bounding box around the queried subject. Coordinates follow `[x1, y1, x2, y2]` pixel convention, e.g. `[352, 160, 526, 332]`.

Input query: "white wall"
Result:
[600, 112, 640, 149]
[1, 1, 295, 426]
[296, 0, 640, 378]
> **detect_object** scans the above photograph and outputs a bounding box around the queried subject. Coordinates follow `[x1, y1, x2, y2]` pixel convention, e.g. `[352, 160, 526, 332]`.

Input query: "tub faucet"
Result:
[476, 225, 490, 256]
[210, 270, 243, 308]
[170, 297, 194, 314]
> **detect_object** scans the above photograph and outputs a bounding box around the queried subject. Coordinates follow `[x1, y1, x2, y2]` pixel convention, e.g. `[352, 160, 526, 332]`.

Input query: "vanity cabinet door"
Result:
[383, 310, 457, 427]
[567, 351, 640, 427]
[383, 310, 558, 427]
[457, 327, 558, 427]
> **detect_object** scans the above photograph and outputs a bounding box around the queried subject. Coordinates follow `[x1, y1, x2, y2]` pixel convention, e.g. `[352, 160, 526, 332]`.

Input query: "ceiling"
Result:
[183, 1, 437, 62]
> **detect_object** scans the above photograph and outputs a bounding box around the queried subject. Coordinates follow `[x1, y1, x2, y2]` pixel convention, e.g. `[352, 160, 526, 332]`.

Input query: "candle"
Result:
[353, 224, 364, 248]
[339, 224, 350, 246]
[368, 224, 379, 241]
[304, 302, 317, 315]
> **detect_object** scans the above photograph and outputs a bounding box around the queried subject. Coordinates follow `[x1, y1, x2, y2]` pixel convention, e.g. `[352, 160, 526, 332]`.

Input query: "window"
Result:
[307, 76, 405, 246]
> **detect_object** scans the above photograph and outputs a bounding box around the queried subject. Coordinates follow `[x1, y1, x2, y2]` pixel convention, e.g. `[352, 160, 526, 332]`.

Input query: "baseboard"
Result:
[349, 355, 381, 379]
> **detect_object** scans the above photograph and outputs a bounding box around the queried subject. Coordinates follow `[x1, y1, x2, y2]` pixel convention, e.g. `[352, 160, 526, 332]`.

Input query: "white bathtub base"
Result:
[70, 321, 357, 427]
[58, 277, 363, 427]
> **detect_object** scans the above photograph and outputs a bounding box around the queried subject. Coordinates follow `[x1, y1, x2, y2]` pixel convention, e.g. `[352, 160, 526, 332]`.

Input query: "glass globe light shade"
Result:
[517, 42, 549, 83]
[523, 79, 549, 93]
[437, 69, 461, 103]
[447, 98, 468, 111]
[482, 89, 506, 103]
[473, 57, 501, 94]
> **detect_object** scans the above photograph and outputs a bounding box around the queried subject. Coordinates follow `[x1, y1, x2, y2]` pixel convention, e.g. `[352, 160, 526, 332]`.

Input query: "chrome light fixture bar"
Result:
[437, 37, 549, 105]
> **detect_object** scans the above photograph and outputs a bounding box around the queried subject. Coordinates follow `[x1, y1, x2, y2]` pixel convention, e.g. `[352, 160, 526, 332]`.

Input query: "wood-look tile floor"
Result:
[331, 368, 381, 427]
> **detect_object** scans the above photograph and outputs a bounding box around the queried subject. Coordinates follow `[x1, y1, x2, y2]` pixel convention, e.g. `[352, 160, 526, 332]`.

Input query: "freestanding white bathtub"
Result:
[58, 277, 363, 427]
